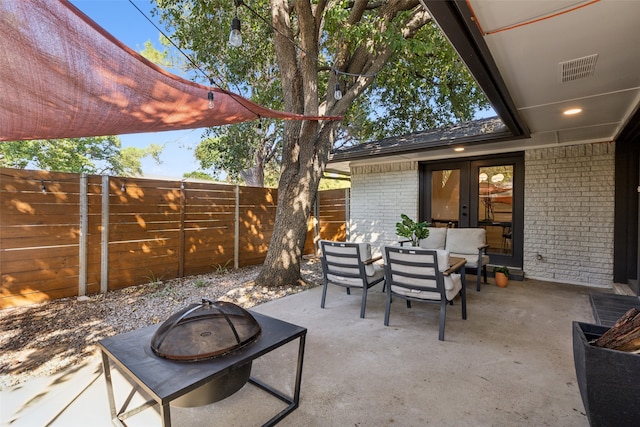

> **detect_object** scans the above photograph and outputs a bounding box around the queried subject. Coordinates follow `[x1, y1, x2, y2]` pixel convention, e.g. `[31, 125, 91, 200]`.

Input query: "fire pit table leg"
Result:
[101, 351, 118, 423]
[160, 403, 172, 427]
[292, 333, 306, 405]
[248, 331, 307, 427]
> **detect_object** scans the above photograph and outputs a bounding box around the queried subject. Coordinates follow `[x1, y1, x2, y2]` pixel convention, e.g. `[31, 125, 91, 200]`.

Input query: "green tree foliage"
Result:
[195, 120, 281, 187]
[153, 0, 490, 286]
[319, 175, 351, 190]
[155, 0, 488, 183]
[0, 137, 162, 176]
[183, 171, 217, 181]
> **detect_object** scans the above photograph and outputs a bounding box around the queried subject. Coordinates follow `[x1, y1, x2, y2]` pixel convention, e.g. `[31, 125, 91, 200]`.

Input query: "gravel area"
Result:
[0, 258, 322, 391]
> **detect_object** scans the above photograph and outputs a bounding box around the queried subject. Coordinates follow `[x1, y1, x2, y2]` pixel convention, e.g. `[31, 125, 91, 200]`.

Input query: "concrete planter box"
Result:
[572, 321, 640, 426]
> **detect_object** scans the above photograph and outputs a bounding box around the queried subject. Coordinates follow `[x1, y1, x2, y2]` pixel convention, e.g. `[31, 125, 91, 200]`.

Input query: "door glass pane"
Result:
[431, 169, 460, 228]
[478, 166, 513, 254]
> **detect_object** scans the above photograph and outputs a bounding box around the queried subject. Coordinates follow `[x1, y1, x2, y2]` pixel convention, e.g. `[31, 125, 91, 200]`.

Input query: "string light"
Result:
[334, 82, 343, 100]
[208, 78, 215, 109]
[127, 0, 265, 118]
[257, 117, 264, 135]
[228, 0, 243, 47]
[41, 180, 47, 194]
[333, 70, 343, 100]
[233, 0, 377, 101]
[121, 179, 127, 193]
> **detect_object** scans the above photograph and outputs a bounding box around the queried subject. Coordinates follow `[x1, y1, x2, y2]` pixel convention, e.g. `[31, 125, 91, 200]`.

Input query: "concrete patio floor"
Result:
[1, 276, 599, 426]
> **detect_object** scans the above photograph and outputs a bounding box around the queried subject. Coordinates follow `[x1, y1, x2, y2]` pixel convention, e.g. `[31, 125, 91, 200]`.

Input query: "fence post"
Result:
[234, 185, 240, 270]
[313, 193, 320, 254]
[179, 180, 186, 277]
[100, 175, 109, 294]
[78, 173, 88, 296]
[345, 188, 350, 241]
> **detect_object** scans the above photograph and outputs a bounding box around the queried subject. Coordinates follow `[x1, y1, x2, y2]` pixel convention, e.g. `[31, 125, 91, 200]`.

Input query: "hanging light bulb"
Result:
[41, 180, 47, 194]
[228, 16, 242, 47]
[257, 118, 264, 136]
[208, 78, 215, 109]
[334, 82, 343, 100]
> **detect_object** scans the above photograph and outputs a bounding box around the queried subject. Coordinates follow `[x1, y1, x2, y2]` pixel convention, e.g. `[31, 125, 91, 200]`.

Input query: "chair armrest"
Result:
[364, 255, 382, 265]
[444, 257, 466, 276]
[398, 240, 412, 247]
[477, 243, 489, 253]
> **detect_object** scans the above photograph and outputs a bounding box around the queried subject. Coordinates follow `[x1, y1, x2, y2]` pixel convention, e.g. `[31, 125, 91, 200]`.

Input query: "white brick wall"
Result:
[349, 162, 419, 252]
[524, 143, 615, 286]
[347, 142, 615, 287]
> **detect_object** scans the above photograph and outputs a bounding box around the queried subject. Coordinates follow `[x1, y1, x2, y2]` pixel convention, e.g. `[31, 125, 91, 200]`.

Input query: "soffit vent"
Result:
[559, 54, 598, 83]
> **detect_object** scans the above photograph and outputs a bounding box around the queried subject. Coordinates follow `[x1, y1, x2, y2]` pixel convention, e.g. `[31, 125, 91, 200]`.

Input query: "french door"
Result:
[420, 154, 524, 268]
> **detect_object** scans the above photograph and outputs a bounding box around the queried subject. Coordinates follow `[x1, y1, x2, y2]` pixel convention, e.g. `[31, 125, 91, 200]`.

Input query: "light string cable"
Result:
[238, 1, 378, 90]
[126, 0, 264, 118]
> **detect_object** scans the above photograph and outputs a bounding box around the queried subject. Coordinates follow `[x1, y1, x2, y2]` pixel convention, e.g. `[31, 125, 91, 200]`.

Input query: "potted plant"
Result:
[395, 214, 430, 247]
[493, 266, 510, 287]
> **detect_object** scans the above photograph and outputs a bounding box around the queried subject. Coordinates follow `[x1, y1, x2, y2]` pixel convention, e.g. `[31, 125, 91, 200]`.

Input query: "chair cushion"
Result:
[390, 273, 461, 301]
[384, 247, 450, 273]
[356, 243, 376, 276]
[450, 253, 490, 268]
[445, 228, 486, 255]
[419, 227, 447, 250]
[321, 240, 377, 277]
[386, 247, 462, 301]
[327, 264, 384, 288]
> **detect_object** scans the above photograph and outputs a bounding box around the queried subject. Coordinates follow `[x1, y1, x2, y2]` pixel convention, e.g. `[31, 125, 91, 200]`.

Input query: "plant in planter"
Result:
[395, 214, 430, 247]
[493, 266, 510, 287]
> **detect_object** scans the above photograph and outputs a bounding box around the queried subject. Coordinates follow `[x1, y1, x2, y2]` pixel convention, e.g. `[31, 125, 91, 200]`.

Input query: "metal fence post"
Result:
[313, 194, 320, 254]
[234, 185, 240, 270]
[179, 180, 186, 278]
[100, 175, 109, 294]
[345, 188, 350, 241]
[78, 173, 88, 296]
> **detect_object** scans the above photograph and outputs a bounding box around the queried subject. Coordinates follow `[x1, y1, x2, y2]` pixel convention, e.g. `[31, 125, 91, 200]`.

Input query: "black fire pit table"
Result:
[98, 311, 306, 427]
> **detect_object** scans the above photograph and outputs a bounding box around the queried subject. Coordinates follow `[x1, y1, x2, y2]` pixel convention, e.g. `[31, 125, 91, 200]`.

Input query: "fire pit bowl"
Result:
[150, 299, 261, 406]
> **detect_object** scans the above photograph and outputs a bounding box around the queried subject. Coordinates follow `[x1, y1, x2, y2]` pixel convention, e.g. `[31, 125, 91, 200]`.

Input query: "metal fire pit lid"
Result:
[150, 299, 261, 362]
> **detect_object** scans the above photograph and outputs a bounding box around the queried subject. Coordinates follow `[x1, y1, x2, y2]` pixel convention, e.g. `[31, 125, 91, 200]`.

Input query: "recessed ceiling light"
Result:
[564, 108, 582, 115]
[454, 147, 464, 152]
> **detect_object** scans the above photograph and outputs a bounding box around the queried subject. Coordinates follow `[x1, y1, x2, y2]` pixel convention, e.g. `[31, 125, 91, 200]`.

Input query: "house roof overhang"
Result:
[328, 0, 640, 175]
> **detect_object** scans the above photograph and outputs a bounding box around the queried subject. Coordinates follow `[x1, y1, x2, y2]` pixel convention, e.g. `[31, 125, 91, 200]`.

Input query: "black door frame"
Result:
[419, 152, 525, 268]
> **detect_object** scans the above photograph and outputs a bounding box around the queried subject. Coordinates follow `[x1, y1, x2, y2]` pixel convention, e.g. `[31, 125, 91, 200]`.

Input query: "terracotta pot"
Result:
[495, 272, 509, 287]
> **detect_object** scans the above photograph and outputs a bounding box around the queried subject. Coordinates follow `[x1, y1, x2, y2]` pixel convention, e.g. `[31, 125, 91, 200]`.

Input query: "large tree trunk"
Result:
[255, 0, 431, 287]
[240, 165, 264, 187]
[255, 121, 336, 286]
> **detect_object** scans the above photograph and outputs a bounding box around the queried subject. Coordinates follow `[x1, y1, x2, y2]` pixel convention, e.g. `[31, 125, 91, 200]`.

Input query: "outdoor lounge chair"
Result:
[417, 227, 490, 291]
[319, 240, 385, 318]
[383, 246, 465, 341]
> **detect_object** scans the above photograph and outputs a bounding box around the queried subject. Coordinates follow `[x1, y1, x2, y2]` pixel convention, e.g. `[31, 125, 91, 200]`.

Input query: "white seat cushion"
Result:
[445, 228, 486, 255]
[419, 227, 447, 250]
[390, 273, 461, 301]
[386, 248, 460, 300]
[450, 253, 490, 269]
[327, 264, 384, 288]
[321, 240, 376, 276]
[384, 247, 450, 272]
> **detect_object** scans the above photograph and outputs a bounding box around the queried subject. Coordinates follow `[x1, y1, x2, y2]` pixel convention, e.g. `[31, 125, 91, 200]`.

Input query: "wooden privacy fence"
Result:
[0, 168, 349, 308]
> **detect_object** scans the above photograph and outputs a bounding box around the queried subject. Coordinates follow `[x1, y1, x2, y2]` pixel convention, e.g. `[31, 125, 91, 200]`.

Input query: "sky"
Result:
[68, 1, 496, 178]
[70, 0, 203, 178]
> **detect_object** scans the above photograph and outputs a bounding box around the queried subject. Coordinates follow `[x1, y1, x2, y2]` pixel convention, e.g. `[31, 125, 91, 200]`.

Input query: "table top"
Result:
[98, 311, 306, 403]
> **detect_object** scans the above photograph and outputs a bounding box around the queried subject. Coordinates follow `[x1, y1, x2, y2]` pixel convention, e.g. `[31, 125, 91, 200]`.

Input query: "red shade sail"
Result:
[0, 0, 341, 142]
